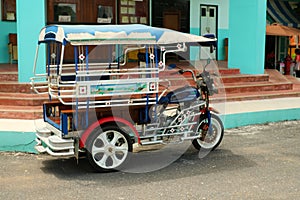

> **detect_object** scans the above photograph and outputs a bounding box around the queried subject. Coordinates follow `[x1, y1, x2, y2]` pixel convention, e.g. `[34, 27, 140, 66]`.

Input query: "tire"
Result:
[86, 125, 133, 172]
[192, 113, 224, 151]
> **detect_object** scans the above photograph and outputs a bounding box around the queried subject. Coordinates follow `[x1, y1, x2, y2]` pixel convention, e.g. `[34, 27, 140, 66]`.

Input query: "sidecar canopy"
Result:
[38, 24, 217, 46]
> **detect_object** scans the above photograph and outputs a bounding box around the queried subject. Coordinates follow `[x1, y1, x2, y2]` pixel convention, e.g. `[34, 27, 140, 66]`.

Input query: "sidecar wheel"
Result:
[86, 125, 132, 172]
[192, 114, 224, 151]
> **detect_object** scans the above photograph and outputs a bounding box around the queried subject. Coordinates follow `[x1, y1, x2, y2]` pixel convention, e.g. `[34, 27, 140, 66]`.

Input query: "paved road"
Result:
[0, 121, 300, 200]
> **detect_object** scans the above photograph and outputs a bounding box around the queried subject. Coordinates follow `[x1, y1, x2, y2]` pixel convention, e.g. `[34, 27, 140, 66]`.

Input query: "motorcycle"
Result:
[145, 59, 224, 151]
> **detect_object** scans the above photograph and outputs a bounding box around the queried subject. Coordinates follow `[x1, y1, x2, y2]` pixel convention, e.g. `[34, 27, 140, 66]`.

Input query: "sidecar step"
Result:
[140, 140, 163, 145]
[181, 136, 201, 140]
[35, 133, 75, 157]
[34, 144, 47, 153]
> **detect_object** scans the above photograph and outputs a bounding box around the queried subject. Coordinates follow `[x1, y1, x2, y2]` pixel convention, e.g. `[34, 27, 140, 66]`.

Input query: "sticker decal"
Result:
[149, 82, 156, 91]
[79, 85, 87, 95]
[79, 54, 85, 61]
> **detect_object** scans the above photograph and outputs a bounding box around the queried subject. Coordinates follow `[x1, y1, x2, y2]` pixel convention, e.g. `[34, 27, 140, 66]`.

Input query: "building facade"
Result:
[0, 0, 267, 82]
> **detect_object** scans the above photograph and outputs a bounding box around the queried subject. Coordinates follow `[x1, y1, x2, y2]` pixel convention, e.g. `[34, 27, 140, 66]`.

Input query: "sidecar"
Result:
[31, 24, 222, 171]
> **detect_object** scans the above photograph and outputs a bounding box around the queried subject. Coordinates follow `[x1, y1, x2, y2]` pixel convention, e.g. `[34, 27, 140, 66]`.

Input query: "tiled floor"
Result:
[0, 63, 17, 72]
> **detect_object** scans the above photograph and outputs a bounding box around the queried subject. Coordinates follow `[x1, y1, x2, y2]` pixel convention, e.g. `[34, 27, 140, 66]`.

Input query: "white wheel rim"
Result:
[197, 117, 222, 149]
[91, 130, 129, 169]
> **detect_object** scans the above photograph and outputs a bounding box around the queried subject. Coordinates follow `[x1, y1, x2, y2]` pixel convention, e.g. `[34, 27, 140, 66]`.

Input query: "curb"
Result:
[223, 107, 300, 129]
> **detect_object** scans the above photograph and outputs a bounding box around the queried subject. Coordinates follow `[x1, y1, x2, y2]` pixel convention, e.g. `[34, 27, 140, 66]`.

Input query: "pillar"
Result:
[228, 0, 267, 74]
[16, 0, 46, 83]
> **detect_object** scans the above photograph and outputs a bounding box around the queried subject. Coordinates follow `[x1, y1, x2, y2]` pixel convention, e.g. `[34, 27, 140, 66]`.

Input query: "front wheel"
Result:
[86, 125, 133, 172]
[192, 113, 224, 151]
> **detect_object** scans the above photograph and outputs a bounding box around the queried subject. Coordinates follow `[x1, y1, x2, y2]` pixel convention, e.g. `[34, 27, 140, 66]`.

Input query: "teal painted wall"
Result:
[228, 0, 266, 74]
[223, 108, 300, 129]
[217, 29, 229, 60]
[0, 131, 36, 153]
[16, 0, 46, 83]
[190, 0, 229, 61]
[0, 22, 17, 63]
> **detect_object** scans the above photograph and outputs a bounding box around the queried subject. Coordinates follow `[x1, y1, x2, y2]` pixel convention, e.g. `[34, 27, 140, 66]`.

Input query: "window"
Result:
[47, 0, 80, 24]
[209, 8, 215, 17]
[97, 5, 113, 23]
[118, 0, 149, 24]
[54, 3, 77, 22]
[2, 0, 16, 21]
[201, 8, 206, 17]
[47, 0, 116, 24]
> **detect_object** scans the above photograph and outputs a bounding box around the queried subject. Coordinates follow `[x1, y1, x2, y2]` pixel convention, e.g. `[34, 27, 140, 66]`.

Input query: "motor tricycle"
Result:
[31, 24, 224, 172]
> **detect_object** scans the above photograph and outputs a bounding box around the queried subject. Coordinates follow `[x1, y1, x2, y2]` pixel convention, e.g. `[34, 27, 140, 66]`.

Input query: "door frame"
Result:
[200, 4, 218, 60]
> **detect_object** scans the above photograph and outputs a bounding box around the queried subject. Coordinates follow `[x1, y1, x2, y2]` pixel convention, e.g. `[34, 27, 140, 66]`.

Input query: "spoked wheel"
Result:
[86, 125, 133, 172]
[192, 113, 224, 151]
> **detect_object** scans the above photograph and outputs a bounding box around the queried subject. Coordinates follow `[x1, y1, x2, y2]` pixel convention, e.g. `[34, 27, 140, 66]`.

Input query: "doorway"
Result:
[265, 35, 290, 70]
[152, 0, 190, 33]
[163, 11, 180, 31]
[200, 4, 218, 59]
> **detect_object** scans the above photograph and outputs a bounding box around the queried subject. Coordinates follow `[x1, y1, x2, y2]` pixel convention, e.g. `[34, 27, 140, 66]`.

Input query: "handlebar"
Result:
[177, 68, 218, 96]
[178, 69, 197, 82]
[169, 58, 218, 96]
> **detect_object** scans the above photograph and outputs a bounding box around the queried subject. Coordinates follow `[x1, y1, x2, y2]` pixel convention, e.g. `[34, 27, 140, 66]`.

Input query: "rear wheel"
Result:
[192, 113, 224, 151]
[86, 125, 133, 172]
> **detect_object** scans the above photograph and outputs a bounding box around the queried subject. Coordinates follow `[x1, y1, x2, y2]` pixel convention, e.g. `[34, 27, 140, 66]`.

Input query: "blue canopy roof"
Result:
[38, 24, 216, 45]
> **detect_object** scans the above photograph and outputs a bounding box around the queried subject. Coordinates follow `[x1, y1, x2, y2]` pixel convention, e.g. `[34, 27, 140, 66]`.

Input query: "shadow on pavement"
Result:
[40, 146, 257, 186]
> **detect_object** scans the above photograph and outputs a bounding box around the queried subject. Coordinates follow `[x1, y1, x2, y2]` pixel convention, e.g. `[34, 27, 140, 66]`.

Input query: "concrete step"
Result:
[0, 92, 48, 106]
[159, 71, 290, 95]
[0, 64, 17, 72]
[173, 60, 240, 75]
[0, 72, 18, 82]
[163, 81, 294, 98]
[220, 69, 294, 94]
[221, 74, 269, 83]
[218, 68, 240, 75]
[212, 71, 300, 102]
[212, 89, 300, 103]
[160, 74, 271, 88]
[159, 68, 240, 77]
[0, 105, 43, 119]
[222, 82, 293, 94]
[0, 82, 32, 93]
